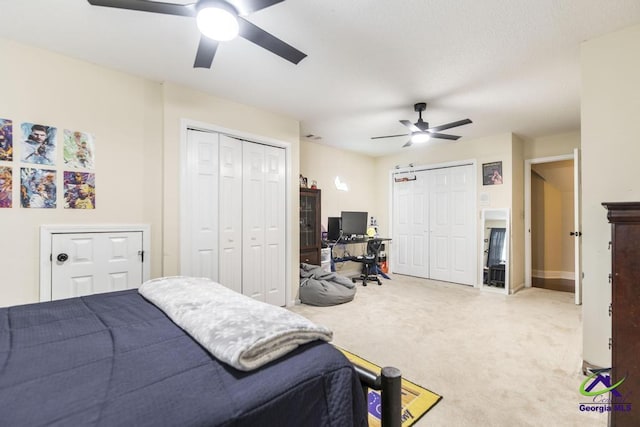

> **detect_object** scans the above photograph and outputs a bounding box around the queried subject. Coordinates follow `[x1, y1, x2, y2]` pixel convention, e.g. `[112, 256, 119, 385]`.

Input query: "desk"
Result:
[327, 237, 391, 269]
[327, 237, 391, 285]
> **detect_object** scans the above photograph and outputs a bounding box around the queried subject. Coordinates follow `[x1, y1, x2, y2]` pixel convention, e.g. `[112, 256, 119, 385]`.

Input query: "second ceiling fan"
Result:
[87, 0, 307, 69]
[372, 103, 472, 148]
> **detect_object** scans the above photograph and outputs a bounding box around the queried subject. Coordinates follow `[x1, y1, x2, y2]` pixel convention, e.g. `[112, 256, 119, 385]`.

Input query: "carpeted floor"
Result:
[289, 274, 608, 427]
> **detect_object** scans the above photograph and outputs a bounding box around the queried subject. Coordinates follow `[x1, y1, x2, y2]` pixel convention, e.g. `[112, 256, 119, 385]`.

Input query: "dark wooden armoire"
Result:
[300, 188, 321, 265]
[603, 202, 640, 427]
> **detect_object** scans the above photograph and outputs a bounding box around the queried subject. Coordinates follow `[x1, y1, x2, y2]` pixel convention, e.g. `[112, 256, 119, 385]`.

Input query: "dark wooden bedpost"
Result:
[381, 367, 402, 427]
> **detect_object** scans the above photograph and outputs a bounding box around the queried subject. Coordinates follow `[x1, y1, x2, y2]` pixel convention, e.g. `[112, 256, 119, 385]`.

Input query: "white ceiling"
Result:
[1, 0, 640, 156]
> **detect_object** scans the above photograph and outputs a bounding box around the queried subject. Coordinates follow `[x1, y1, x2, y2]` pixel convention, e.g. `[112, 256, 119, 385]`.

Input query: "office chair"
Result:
[352, 240, 383, 286]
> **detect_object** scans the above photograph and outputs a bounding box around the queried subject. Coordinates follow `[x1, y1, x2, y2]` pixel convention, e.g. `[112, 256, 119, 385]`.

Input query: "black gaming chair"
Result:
[351, 240, 384, 286]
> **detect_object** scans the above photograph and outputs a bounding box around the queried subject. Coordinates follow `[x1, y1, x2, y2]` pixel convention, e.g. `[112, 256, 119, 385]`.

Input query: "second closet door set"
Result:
[392, 165, 476, 286]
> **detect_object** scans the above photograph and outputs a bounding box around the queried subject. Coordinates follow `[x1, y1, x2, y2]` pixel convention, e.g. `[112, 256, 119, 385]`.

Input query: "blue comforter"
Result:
[0, 290, 367, 426]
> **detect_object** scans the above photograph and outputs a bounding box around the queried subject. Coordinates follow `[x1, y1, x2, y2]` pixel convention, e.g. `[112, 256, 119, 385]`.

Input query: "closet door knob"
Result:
[57, 253, 69, 262]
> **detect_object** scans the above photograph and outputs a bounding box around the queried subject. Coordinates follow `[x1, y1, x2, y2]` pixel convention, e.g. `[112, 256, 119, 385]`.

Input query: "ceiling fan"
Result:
[87, 0, 307, 69]
[372, 103, 472, 148]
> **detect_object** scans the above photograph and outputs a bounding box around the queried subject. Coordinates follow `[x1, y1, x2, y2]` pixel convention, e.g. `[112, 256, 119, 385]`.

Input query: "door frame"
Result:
[39, 224, 151, 302]
[524, 151, 581, 304]
[179, 119, 293, 306]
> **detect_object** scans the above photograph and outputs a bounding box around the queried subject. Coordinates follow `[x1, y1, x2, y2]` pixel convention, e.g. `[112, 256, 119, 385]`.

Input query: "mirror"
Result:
[480, 208, 510, 294]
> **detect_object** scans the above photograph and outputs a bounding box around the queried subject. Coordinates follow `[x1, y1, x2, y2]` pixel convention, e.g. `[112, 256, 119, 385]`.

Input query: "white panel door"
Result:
[392, 171, 429, 277]
[186, 129, 219, 280]
[51, 232, 143, 300]
[429, 169, 451, 281]
[449, 165, 475, 285]
[243, 142, 266, 301]
[218, 135, 243, 293]
[428, 165, 475, 285]
[263, 145, 286, 306]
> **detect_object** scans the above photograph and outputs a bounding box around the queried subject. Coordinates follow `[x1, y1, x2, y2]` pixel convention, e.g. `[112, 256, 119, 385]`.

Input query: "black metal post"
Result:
[381, 367, 402, 427]
[353, 364, 402, 427]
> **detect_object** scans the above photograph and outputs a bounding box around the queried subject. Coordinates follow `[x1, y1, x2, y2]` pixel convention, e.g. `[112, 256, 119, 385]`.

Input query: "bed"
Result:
[0, 278, 402, 426]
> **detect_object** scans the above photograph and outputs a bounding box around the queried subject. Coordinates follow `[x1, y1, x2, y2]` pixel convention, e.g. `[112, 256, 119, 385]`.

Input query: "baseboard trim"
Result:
[532, 270, 575, 280]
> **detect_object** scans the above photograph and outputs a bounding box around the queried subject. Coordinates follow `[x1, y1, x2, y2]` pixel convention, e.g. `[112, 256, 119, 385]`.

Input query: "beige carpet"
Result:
[290, 274, 607, 427]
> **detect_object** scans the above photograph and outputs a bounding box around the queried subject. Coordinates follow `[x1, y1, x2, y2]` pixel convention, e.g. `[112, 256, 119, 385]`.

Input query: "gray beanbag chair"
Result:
[299, 263, 357, 306]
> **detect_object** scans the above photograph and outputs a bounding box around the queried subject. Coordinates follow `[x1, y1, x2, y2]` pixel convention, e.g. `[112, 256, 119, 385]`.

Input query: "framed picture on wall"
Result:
[483, 161, 503, 185]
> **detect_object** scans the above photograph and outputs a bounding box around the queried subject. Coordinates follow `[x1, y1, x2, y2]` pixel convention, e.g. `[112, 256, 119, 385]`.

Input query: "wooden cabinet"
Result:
[300, 188, 321, 265]
[603, 202, 640, 427]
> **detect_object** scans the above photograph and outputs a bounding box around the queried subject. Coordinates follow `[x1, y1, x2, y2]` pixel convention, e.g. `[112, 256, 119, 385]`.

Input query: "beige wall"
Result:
[299, 140, 377, 229]
[531, 173, 546, 270]
[543, 182, 563, 271]
[0, 38, 163, 306]
[299, 140, 377, 276]
[524, 131, 580, 159]
[581, 23, 640, 367]
[0, 38, 301, 306]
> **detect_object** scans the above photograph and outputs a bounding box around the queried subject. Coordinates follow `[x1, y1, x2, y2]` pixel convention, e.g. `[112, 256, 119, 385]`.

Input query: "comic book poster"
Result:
[20, 168, 56, 208]
[0, 167, 11, 208]
[64, 171, 95, 209]
[63, 129, 95, 170]
[21, 122, 57, 166]
[0, 118, 12, 162]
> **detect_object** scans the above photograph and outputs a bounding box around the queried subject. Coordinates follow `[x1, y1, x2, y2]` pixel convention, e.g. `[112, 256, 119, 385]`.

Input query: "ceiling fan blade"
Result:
[428, 119, 472, 132]
[238, 18, 307, 64]
[402, 140, 413, 148]
[193, 36, 219, 68]
[429, 132, 461, 140]
[399, 120, 421, 133]
[87, 0, 196, 17]
[371, 133, 408, 140]
[233, 0, 285, 15]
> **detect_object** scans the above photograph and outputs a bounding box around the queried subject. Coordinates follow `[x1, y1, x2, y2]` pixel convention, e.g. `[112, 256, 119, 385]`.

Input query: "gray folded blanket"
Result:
[139, 276, 333, 371]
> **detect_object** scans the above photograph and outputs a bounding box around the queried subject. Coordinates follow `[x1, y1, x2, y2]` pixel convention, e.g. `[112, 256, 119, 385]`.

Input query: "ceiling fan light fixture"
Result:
[411, 132, 431, 144]
[196, 1, 239, 41]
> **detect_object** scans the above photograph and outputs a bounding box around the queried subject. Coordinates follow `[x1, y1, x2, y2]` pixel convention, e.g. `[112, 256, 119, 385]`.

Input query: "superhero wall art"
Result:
[21, 122, 57, 166]
[0, 118, 12, 161]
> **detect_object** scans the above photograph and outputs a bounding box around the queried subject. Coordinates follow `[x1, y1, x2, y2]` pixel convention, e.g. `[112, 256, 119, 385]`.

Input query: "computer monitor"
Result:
[327, 217, 341, 241]
[340, 211, 368, 237]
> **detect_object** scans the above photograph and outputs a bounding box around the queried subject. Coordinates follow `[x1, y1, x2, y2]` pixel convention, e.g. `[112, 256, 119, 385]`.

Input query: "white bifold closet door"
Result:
[242, 141, 286, 306]
[392, 171, 429, 278]
[185, 129, 286, 306]
[392, 165, 475, 286]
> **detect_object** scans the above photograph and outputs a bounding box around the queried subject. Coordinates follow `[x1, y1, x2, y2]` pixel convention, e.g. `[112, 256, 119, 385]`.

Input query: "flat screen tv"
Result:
[340, 211, 368, 237]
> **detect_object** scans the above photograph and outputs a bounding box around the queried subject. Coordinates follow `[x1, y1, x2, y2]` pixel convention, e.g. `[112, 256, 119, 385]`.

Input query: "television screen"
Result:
[340, 211, 368, 237]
